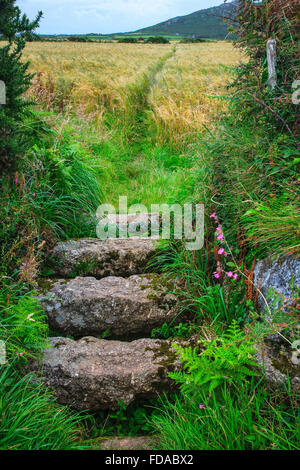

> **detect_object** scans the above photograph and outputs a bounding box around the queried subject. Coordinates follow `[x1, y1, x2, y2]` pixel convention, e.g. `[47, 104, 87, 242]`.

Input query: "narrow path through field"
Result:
[32, 42, 242, 448]
[94, 44, 202, 210]
[37, 45, 198, 450]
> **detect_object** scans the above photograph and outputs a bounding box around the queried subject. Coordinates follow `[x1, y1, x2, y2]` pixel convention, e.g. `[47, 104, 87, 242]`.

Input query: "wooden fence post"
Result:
[0, 80, 6, 106]
[266, 39, 277, 90]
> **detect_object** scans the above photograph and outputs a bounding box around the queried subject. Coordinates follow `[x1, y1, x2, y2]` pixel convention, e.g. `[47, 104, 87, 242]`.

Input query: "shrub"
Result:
[67, 36, 92, 42]
[145, 36, 170, 44]
[0, 0, 42, 171]
[118, 37, 138, 43]
[229, 0, 299, 138]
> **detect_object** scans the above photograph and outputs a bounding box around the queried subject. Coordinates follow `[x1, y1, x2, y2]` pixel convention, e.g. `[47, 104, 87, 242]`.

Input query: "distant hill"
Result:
[133, 1, 237, 40]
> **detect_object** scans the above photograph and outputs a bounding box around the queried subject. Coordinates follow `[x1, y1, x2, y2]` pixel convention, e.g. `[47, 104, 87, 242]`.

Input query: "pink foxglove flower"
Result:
[213, 272, 220, 279]
[210, 212, 216, 218]
[233, 273, 238, 280]
[218, 248, 225, 255]
[227, 271, 233, 277]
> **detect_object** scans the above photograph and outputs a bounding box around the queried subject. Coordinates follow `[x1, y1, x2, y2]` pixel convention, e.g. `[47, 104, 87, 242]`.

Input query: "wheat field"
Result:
[148, 42, 242, 146]
[23, 42, 173, 116]
[20, 41, 242, 146]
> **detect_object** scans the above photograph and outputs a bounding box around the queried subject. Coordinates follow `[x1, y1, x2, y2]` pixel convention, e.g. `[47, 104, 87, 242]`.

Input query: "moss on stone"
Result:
[69, 256, 100, 277]
[37, 278, 56, 294]
[146, 340, 181, 370]
[271, 353, 299, 378]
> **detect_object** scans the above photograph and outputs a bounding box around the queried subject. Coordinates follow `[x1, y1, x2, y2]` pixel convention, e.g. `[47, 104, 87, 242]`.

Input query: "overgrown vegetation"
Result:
[0, 1, 101, 450]
[150, 382, 299, 450]
[0, 0, 42, 170]
[1, 0, 299, 451]
[145, 37, 170, 44]
[0, 364, 89, 450]
[229, 0, 299, 137]
[84, 399, 159, 439]
[149, 0, 299, 449]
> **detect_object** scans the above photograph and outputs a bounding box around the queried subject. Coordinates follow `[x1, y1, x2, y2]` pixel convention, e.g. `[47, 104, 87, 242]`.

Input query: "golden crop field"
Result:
[149, 42, 242, 146]
[20, 41, 243, 145]
[23, 42, 172, 117]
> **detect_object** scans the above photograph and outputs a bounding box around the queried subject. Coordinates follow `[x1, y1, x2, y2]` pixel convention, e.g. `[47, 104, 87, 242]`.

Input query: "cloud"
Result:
[18, 0, 223, 34]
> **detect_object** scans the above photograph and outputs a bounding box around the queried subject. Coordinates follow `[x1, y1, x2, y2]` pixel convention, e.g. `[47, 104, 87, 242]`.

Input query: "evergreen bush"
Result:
[0, 0, 42, 171]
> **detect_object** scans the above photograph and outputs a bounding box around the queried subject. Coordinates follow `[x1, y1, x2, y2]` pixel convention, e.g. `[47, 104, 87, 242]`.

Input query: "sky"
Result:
[18, 0, 223, 35]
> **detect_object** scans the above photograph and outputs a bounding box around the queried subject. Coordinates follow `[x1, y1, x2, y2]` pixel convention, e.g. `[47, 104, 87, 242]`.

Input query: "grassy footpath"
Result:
[0, 45, 205, 449]
[0, 33, 299, 449]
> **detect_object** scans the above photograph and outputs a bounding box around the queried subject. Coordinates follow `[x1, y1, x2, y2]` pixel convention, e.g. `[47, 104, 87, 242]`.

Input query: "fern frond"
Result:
[170, 321, 259, 394]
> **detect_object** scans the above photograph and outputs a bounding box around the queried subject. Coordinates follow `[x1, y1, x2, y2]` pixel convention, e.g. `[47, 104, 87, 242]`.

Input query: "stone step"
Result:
[96, 437, 156, 450]
[30, 336, 185, 411]
[97, 212, 161, 239]
[49, 237, 157, 279]
[39, 274, 179, 340]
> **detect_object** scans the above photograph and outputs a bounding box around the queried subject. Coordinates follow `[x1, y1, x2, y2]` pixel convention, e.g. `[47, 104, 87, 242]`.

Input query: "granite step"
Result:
[49, 237, 157, 279]
[39, 274, 179, 340]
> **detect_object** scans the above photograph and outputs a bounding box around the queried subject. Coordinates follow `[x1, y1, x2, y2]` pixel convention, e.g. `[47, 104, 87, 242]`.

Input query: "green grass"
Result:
[1, 24, 299, 450]
[0, 115, 105, 449]
[150, 382, 300, 450]
[200, 114, 300, 258]
[0, 365, 90, 450]
[149, 241, 249, 331]
[83, 399, 160, 439]
[0, 276, 93, 450]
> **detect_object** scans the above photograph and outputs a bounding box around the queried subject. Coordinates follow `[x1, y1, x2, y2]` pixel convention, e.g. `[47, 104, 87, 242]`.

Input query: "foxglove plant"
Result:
[210, 210, 294, 346]
[210, 211, 239, 282]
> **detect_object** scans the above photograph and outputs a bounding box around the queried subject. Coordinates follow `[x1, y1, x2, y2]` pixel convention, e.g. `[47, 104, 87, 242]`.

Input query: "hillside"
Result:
[133, 1, 237, 39]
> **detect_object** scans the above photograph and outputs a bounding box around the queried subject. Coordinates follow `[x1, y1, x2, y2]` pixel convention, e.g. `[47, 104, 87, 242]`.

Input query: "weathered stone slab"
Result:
[96, 213, 161, 239]
[30, 336, 182, 411]
[39, 274, 178, 340]
[97, 436, 156, 450]
[50, 238, 157, 279]
[253, 255, 300, 315]
[254, 341, 300, 391]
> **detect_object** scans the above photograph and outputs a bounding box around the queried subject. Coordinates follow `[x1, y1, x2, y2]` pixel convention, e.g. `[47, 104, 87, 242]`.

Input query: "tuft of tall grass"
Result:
[196, 115, 300, 258]
[242, 201, 300, 257]
[150, 382, 300, 450]
[150, 241, 248, 330]
[0, 365, 90, 450]
[0, 118, 103, 279]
